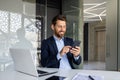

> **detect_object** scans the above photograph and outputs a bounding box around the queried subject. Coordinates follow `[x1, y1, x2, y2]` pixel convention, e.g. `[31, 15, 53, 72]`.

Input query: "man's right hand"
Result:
[60, 46, 71, 56]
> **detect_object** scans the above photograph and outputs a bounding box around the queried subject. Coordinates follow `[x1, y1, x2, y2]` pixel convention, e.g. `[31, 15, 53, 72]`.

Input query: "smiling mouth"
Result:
[59, 32, 64, 34]
[59, 31, 64, 33]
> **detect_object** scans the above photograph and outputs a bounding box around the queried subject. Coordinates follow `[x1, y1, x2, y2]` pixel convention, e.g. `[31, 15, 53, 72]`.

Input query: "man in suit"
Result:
[41, 14, 81, 69]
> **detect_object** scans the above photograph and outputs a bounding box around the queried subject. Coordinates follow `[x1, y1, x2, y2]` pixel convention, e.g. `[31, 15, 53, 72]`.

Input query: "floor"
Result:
[83, 61, 106, 70]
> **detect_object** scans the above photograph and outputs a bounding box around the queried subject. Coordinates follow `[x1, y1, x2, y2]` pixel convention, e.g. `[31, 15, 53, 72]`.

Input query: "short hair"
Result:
[52, 14, 67, 25]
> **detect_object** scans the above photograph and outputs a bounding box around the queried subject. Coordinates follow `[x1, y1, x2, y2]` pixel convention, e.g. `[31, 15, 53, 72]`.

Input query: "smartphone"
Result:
[45, 75, 66, 80]
[72, 40, 81, 48]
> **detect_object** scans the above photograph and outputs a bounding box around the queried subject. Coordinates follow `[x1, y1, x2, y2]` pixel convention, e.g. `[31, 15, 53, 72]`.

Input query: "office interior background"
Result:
[0, 0, 120, 71]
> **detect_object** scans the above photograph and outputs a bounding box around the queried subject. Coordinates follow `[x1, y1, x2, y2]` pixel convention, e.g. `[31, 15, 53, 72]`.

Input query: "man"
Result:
[41, 14, 81, 69]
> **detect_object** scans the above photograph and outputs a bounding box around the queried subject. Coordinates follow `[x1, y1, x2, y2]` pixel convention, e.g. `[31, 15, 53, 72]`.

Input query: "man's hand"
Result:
[70, 46, 80, 57]
[60, 46, 71, 56]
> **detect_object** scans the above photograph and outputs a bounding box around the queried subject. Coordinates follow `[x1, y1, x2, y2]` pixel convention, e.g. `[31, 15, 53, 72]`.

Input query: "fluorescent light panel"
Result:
[84, 1, 106, 21]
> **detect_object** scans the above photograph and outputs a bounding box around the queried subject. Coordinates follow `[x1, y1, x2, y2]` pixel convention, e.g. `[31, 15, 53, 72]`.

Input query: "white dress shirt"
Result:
[53, 36, 72, 69]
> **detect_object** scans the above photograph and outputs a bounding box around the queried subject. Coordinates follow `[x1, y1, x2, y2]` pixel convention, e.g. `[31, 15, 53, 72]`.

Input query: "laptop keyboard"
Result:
[37, 70, 58, 77]
[37, 70, 48, 74]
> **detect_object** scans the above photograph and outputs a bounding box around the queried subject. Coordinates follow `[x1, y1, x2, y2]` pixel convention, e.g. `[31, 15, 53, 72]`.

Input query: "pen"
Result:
[88, 75, 95, 80]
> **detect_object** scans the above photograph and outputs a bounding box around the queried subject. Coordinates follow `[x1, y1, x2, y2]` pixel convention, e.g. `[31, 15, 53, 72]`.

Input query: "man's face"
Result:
[51, 20, 66, 39]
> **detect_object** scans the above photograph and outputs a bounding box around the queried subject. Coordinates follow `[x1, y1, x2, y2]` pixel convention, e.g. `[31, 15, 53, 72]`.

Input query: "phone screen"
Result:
[45, 75, 66, 80]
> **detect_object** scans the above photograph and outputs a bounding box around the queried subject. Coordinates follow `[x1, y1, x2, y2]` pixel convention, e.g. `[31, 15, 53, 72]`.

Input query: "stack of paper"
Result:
[72, 73, 104, 80]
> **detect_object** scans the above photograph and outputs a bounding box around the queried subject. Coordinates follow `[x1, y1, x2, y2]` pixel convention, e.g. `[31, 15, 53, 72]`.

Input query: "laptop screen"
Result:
[10, 48, 40, 77]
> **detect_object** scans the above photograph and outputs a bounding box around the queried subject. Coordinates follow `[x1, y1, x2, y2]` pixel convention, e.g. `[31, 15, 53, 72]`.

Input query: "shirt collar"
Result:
[53, 35, 64, 41]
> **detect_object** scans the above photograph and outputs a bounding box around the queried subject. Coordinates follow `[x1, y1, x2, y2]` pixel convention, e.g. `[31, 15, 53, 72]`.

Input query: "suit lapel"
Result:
[50, 36, 58, 54]
[64, 37, 69, 46]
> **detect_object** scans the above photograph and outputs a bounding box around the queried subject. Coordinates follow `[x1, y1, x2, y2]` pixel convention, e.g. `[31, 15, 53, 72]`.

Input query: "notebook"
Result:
[10, 48, 57, 77]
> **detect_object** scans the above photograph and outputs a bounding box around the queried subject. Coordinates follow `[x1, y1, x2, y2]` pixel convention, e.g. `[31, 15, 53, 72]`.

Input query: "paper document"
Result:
[72, 73, 104, 80]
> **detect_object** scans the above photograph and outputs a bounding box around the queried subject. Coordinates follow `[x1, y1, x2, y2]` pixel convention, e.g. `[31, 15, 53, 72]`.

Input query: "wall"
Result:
[106, 0, 118, 71]
[118, 0, 120, 71]
[0, 0, 22, 13]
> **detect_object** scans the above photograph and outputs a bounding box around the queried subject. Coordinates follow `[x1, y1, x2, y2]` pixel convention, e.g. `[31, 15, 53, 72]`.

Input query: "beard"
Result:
[54, 31, 65, 38]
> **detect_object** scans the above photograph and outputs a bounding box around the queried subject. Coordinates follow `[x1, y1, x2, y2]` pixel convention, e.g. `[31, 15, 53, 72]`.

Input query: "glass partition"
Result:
[62, 0, 83, 68]
[0, 0, 43, 71]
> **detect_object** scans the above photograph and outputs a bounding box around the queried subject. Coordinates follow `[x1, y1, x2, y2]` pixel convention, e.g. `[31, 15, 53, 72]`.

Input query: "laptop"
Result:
[10, 48, 57, 77]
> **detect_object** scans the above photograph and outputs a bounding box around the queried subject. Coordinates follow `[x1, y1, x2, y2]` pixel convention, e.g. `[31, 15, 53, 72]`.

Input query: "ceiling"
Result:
[84, 0, 106, 22]
[32, 0, 106, 22]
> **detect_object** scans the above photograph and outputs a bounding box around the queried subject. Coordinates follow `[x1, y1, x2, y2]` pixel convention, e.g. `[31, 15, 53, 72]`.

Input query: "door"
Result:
[95, 30, 106, 61]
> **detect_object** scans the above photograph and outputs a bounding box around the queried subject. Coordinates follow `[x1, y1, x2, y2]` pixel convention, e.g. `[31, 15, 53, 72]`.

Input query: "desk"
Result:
[0, 67, 120, 80]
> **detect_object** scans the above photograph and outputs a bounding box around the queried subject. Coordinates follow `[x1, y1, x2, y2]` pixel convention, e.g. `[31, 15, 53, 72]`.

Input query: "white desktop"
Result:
[0, 64, 120, 80]
[0, 48, 120, 80]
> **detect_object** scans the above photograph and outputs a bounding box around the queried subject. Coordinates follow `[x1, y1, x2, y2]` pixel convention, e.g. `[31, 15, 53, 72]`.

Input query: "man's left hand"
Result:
[70, 46, 80, 57]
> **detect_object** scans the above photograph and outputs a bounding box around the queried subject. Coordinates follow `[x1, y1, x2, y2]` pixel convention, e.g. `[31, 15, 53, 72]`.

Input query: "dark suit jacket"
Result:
[41, 36, 81, 69]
